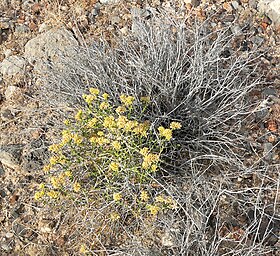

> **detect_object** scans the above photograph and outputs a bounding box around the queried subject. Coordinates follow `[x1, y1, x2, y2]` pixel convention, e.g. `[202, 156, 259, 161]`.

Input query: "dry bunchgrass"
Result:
[31, 9, 280, 256]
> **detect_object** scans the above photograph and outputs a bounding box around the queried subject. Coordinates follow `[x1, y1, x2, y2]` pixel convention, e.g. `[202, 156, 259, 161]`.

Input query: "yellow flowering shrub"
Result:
[35, 88, 182, 252]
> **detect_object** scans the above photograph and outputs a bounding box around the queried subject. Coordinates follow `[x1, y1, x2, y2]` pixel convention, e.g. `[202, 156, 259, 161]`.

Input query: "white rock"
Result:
[5, 232, 13, 238]
[161, 230, 175, 247]
[40, 226, 52, 233]
[258, 0, 280, 25]
[4, 86, 21, 100]
[0, 55, 26, 78]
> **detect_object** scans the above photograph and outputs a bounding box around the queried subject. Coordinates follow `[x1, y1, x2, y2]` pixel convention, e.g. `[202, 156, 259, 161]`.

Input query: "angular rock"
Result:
[24, 27, 78, 70]
[258, 0, 280, 25]
[0, 144, 23, 170]
[0, 55, 26, 79]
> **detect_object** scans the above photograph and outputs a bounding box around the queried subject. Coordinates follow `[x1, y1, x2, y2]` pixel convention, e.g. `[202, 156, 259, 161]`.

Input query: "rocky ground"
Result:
[0, 0, 280, 255]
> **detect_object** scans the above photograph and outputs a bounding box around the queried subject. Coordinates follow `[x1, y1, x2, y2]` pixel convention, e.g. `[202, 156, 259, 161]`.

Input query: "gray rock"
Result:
[262, 87, 277, 97]
[252, 35, 264, 46]
[0, 18, 11, 29]
[24, 27, 78, 70]
[15, 25, 30, 34]
[263, 142, 273, 161]
[0, 144, 23, 170]
[249, 0, 257, 9]
[0, 55, 26, 79]
[258, 0, 280, 25]
[0, 163, 4, 176]
[0, 108, 14, 121]
[230, 25, 243, 35]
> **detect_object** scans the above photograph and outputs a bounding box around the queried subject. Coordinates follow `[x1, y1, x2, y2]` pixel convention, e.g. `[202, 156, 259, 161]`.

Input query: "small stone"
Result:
[15, 25, 30, 34]
[40, 226, 52, 233]
[263, 142, 273, 161]
[223, 2, 233, 12]
[184, 0, 201, 7]
[262, 87, 277, 97]
[231, 1, 240, 9]
[231, 25, 243, 35]
[0, 108, 14, 121]
[0, 144, 23, 170]
[5, 85, 22, 101]
[161, 230, 175, 247]
[1, 55, 26, 79]
[1, 243, 11, 251]
[5, 232, 13, 238]
[252, 35, 264, 46]
[0, 18, 10, 29]
[4, 49, 12, 58]
[249, 0, 257, 9]
[24, 28, 78, 70]
[111, 16, 121, 25]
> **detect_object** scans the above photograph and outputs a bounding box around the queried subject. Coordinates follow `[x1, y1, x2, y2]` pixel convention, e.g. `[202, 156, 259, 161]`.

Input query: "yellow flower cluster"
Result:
[34, 190, 45, 200]
[140, 191, 149, 201]
[73, 134, 83, 144]
[110, 162, 120, 172]
[142, 153, 160, 170]
[140, 147, 149, 156]
[73, 182, 81, 192]
[133, 121, 150, 137]
[158, 126, 172, 141]
[86, 118, 98, 128]
[75, 110, 83, 121]
[147, 204, 160, 215]
[83, 94, 96, 105]
[124, 120, 138, 132]
[48, 144, 61, 153]
[140, 96, 150, 104]
[79, 244, 88, 254]
[116, 115, 128, 128]
[99, 101, 110, 110]
[155, 195, 177, 209]
[89, 88, 99, 95]
[170, 121, 182, 130]
[47, 190, 59, 199]
[110, 212, 120, 221]
[90, 135, 110, 146]
[115, 106, 126, 114]
[120, 94, 135, 106]
[103, 115, 115, 129]
[112, 141, 121, 150]
[102, 93, 109, 100]
[113, 192, 122, 201]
